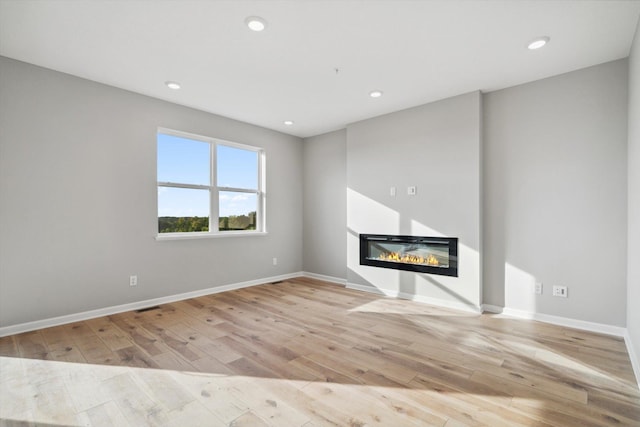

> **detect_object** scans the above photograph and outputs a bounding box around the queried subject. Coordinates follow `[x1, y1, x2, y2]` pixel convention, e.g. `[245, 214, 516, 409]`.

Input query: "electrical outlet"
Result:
[552, 285, 567, 298]
[129, 275, 138, 287]
[272, 257, 278, 266]
[407, 186, 417, 196]
[534, 282, 543, 295]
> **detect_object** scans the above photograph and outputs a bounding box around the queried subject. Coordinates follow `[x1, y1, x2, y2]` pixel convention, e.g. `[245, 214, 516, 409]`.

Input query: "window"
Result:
[157, 128, 265, 237]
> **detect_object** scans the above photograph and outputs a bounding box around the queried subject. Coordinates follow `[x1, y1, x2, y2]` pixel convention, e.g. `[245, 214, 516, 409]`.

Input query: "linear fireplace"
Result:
[360, 234, 458, 277]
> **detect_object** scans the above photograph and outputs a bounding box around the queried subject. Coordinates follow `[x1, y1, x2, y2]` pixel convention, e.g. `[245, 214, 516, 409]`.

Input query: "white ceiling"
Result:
[1, 0, 639, 138]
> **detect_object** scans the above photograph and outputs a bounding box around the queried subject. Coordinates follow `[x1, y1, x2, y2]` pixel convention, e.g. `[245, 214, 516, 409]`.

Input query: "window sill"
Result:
[155, 231, 268, 241]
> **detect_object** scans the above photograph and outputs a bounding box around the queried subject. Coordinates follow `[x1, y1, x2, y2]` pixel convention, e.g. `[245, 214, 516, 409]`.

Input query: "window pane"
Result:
[219, 191, 257, 231]
[217, 145, 258, 190]
[158, 187, 209, 233]
[158, 133, 210, 185]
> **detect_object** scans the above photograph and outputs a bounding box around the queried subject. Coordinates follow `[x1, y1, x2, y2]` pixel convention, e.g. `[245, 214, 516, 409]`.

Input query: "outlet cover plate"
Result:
[534, 282, 542, 295]
[552, 285, 567, 298]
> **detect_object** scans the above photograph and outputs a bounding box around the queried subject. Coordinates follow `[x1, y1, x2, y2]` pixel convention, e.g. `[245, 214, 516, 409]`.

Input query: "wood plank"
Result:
[64, 322, 120, 365]
[0, 336, 19, 357]
[222, 376, 311, 427]
[108, 313, 173, 357]
[139, 322, 208, 362]
[230, 411, 269, 427]
[83, 400, 132, 427]
[116, 346, 160, 369]
[153, 351, 199, 372]
[163, 321, 243, 364]
[14, 331, 49, 360]
[39, 326, 87, 363]
[130, 368, 195, 412]
[100, 373, 169, 426]
[85, 317, 134, 351]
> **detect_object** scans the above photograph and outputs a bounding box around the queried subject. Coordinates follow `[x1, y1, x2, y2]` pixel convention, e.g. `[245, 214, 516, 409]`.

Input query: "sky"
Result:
[157, 133, 259, 217]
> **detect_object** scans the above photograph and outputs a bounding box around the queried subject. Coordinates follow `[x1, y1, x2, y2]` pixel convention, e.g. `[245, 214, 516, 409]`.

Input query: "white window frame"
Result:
[156, 127, 266, 240]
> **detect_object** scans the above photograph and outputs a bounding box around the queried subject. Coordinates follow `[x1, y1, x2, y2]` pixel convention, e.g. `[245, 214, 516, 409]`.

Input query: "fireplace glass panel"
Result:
[367, 240, 450, 268]
[360, 234, 458, 277]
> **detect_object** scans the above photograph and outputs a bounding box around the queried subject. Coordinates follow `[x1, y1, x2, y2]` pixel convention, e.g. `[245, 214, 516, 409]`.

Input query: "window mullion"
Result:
[217, 186, 258, 193]
[210, 141, 219, 232]
[158, 182, 210, 190]
[258, 149, 265, 232]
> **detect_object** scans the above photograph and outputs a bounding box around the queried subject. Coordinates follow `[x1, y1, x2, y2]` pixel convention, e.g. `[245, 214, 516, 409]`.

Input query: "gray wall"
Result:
[346, 92, 482, 310]
[1, 53, 633, 333]
[628, 21, 640, 377]
[0, 57, 303, 327]
[483, 59, 628, 326]
[302, 130, 347, 280]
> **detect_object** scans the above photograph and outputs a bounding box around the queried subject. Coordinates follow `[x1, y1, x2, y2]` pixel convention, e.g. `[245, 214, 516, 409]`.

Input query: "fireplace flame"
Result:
[378, 252, 439, 266]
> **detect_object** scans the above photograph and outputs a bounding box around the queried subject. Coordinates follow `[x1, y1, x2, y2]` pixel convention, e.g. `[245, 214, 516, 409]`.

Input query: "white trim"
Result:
[346, 282, 482, 314]
[155, 231, 268, 241]
[481, 304, 504, 314]
[302, 272, 347, 286]
[500, 307, 626, 337]
[0, 272, 303, 338]
[346, 282, 393, 296]
[624, 329, 640, 389]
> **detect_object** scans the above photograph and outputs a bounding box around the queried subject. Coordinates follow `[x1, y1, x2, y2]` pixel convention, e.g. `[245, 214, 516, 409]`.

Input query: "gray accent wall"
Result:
[628, 21, 640, 377]
[483, 59, 629, 326]
[0, 57, 303, 327]
[346, 92, 483, 310]
[302, 130, 347, 280]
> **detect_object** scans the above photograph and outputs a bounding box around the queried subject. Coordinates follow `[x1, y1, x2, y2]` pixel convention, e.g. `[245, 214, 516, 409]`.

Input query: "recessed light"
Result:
[527, 36, 550, 50]
[245, 16, 267, 32]
[284, 120, 294, 126]
[165, 81, 181, 90]
[369, 90, 383, 98]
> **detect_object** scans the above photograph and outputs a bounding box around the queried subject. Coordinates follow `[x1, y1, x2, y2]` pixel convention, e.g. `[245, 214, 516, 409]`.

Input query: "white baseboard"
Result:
[302, 272, 347, 286]
[624, 330, 640, 390]
[346, 282, 482, 314]
[346, 282, 388, 296]
[0, 272, 304, 338]
[499, 307, 626, 337]
[481, 304, 504, 314]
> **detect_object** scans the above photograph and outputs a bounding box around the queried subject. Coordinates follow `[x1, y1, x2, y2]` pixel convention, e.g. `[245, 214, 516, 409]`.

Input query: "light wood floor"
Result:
[1, 277, 639, 426]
